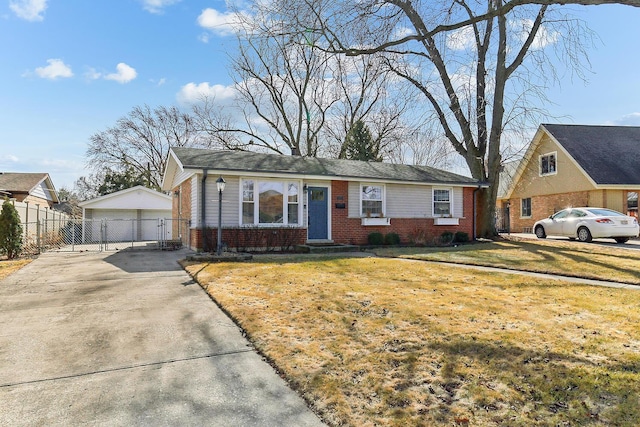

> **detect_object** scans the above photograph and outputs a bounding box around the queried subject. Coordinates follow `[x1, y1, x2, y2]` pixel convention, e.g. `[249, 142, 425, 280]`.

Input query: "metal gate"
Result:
[20, 218, 190, 254]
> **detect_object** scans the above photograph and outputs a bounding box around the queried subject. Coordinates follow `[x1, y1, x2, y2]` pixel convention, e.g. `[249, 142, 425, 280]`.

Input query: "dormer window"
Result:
[540, 152, 557, 176]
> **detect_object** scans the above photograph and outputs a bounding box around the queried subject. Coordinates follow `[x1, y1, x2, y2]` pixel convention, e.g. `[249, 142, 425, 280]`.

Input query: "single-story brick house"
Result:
[499, 124, 640, 233]
[161, 148, 487, 251]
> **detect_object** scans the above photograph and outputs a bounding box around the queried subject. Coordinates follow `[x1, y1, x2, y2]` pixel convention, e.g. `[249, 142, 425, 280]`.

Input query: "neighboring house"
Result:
[78, 186, 172, 242]
[0, 172, 59, 207]
[499, 124, 640, 233]
[161, 148, 487, 251]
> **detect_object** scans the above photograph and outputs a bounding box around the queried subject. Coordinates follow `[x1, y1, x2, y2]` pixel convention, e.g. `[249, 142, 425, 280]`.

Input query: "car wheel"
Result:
[615, 237, 629, 244]
[534, 225, 546, 239]
[577, 227, 592, 243]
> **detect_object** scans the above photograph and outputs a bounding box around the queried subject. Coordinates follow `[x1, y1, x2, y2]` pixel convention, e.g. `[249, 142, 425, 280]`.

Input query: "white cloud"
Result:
[177, 82, 236, 104]
[197, 8, 246, 37]
[84, 67, 102, 80]
[141, 0, 181, 14]
[392, 26, 415, 40]
[446, 26, 476, 51]
[611, 112, 640, 126]
[515, 19, 559, 50]
[9, 0, 47, 22]
[104, 63, 137, 84]
[34, 59, 73, 80]
[0, 154, 20, 163]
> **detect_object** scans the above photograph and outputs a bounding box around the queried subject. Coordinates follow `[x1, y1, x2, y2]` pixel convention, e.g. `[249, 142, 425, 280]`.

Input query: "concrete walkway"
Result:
[395, 258, 640, 291]
[0, 249, 325, 427]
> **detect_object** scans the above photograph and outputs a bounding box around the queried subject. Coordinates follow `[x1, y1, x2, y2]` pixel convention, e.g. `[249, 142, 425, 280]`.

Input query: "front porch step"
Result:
[295, 244, 361, 254]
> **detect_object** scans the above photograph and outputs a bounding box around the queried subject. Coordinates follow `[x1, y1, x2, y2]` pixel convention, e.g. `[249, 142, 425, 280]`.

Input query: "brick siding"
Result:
[331, 181, 475, 245]
[508, 191, 589, 233]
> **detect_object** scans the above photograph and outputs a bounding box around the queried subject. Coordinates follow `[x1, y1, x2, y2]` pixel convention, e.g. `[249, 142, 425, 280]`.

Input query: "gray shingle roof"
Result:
[0, 172, 49, 193]
[543, 124, 640, 185]
[171, 147, 481, 186]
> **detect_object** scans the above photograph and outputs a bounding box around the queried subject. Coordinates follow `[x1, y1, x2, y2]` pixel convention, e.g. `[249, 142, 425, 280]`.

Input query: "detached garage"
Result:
[79, 186, 172, 242]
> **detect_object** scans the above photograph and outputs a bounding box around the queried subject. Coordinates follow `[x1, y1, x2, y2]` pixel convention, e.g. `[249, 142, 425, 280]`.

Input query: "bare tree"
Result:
[271, 0, 613, 236]
[86, 105, 206, 190]
[194, 1, 419, 161]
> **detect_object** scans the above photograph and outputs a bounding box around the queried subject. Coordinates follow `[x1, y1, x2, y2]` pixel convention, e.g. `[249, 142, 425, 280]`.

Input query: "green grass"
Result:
[372, 237, 640, 285]
[183, 254, 640, 426]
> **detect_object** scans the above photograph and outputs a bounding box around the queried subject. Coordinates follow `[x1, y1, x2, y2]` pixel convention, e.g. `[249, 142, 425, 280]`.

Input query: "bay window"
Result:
[242, 179, 300, 226]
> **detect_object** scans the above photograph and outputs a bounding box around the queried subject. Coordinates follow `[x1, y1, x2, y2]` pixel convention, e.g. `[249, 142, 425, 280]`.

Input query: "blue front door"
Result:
[308, 187, 328, 240]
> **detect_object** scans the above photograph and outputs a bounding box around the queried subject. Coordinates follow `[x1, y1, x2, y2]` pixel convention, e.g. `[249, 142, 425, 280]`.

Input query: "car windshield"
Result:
[584, 208, 625, 217]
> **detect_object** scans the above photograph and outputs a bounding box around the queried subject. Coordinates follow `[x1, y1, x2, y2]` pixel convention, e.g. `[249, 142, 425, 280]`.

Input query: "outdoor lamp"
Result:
[216, 176, 225, 255]
[216, 176, 226, 193]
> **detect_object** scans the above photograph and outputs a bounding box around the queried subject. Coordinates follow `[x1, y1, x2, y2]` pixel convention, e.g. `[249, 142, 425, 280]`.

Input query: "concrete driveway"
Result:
[0, 249, 325, 426]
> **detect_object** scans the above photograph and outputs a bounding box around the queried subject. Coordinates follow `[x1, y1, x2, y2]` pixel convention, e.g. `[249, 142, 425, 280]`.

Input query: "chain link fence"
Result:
[19, 218, 190, 255]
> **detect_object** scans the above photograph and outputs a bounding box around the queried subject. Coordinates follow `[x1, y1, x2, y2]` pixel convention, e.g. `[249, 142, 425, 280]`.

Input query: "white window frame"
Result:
[432, 187, 453, 217]
[539, 151, 557, 176]
[240, 178, 302, 226]
[521, 197, 532, 218]
[360, 184, 385, 217]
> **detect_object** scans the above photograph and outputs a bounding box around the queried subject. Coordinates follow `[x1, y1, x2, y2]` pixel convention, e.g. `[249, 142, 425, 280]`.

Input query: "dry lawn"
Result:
[374, 238, 640, 285]
[0, 258, 31, 280]
[183, 254, 640, 427]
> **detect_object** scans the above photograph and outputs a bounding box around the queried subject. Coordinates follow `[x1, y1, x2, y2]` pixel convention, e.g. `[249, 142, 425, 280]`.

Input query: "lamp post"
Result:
[216, 176, 225, 255]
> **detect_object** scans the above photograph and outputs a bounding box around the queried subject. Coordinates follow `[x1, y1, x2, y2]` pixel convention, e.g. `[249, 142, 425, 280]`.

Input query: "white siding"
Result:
[453, 187, 464, 218]
[204, 176, 240, 227]
[191, 175, 199, 226]
[348, 181, 464, 218]
[348, 182, 359, 217]
[32, 181, 54, 202]
[387, 184, 430, 218]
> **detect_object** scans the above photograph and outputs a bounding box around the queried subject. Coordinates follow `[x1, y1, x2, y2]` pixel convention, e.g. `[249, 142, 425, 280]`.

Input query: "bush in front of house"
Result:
[384, 232, 401, 245]
[454, 231, 470, 243]
[440, 231, 455, 246]
[367, 232, 384, 245]
[0, 198, 23, 259]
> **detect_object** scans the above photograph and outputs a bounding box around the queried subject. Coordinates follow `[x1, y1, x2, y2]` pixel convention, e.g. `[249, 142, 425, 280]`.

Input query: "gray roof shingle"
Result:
[543, 124, 640, 185]
[0, 172, 49, 193]
[171, 147, 481, 186]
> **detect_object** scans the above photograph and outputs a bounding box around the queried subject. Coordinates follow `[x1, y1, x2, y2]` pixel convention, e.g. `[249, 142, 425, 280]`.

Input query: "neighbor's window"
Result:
[361, 184, 384, 217]
[521, 198, 532, 217]
[241, 179, 300, 226]
[540, 152, 557, 176]
[433, 188, 452, 217]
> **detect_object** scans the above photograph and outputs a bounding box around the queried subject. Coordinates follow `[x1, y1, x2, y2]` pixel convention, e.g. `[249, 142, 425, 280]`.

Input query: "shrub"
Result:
[454, 231, 470, 243]
[0, 198, 23, 259]
[439, 231, 454, 246]
[384, 232, 401, 245]
[367, 232, 384, 245]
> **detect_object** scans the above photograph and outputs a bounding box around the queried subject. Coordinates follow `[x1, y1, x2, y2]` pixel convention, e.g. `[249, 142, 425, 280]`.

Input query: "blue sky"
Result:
[1, 0, 639, 190]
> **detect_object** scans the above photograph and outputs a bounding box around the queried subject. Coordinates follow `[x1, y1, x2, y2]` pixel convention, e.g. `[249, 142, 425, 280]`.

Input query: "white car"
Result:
[533, 207, 639, 244]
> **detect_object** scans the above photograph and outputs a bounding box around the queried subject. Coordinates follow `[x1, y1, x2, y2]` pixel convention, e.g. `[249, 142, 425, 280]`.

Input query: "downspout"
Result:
[201, 168, 208, 251]
[473, 185, 481, 240]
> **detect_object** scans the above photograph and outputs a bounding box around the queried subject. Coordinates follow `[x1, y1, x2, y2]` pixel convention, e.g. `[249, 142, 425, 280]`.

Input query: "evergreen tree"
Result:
[97, 167, 148, 196]
[0, 198, 23, 259]
[343, 120, 382, 162]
